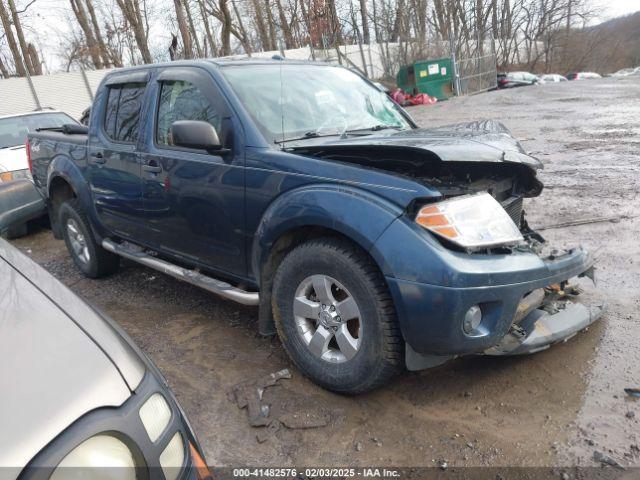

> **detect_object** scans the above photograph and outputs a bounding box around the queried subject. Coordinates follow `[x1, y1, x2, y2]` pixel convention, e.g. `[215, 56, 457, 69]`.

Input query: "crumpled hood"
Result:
[300, 120, 543, 169]
[0, 145, 27, 172]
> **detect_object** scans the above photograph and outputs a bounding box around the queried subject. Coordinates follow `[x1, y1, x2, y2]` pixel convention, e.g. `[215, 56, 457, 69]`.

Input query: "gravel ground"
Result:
[10, 76, 640, 471]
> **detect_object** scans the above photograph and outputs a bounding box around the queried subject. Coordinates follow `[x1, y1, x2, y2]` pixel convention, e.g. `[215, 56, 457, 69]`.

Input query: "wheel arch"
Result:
[252, 185, 404, 336]
[46, 155, 94, 239]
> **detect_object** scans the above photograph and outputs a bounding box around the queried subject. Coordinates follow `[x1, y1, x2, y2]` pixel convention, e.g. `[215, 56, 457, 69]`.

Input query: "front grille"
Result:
[501, 196, 523, 227]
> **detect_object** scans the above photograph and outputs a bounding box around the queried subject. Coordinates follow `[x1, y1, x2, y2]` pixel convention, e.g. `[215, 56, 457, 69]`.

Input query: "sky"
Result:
[603, 0, 640, 18]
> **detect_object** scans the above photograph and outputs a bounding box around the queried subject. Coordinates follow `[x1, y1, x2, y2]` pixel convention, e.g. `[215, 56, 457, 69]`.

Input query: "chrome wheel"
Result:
[66, 218, 90, 265]
[293, 274, 362, 363]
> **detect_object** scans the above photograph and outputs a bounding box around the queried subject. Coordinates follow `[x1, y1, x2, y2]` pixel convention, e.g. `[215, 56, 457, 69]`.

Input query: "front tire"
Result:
[272, 237, 404, 394]
[59, 199, 119, 278]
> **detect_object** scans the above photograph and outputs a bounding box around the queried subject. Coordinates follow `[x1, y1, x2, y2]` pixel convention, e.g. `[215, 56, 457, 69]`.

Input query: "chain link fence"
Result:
[452, 51, 498, 96]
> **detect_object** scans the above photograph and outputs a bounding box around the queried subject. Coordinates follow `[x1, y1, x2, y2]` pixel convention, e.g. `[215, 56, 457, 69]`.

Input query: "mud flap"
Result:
[405, 342, 454, 371]
[484, 300, 605, 356]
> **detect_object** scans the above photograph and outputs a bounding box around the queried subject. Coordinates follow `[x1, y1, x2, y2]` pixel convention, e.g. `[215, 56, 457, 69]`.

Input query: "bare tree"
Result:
[70, 0, 104, 68]
[358, 0, 370, 43]
[0, 0, 26, 75]
[230, 0, 252, 54]
[7, 0, 40, 74]
[174, 0, 193, 58]
[198, 0, 219, 55]
[114, 0, 153, 63]
[184, 0, 204, 57]
[274, 0, 294, 48]
[85, 0, 113, 66]
[204, 0, 234, 56]
[0, 0, 622, 81]
[0, 51, 9, 77]
[263, 0, 278, 50]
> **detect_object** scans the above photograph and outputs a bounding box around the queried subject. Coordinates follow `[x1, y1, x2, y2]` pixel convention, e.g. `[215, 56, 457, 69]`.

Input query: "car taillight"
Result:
[26, 140, 32, 173]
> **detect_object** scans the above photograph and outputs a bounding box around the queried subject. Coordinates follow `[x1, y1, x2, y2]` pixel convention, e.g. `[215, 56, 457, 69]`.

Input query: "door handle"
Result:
[89, 152, 106, 164]
[142, 164, 162, 173]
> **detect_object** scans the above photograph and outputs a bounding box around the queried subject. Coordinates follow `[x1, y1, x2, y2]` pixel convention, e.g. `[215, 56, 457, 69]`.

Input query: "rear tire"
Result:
[59, 199, 119, 278]
[272, 237, 404, 394]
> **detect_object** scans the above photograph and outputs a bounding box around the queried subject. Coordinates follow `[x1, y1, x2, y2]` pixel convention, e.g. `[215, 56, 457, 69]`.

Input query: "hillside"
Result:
[576, 11, 640, 72]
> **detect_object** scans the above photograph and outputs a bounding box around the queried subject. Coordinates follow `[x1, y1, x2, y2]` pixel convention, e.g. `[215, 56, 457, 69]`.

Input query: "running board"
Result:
[101, 239, 259, 306]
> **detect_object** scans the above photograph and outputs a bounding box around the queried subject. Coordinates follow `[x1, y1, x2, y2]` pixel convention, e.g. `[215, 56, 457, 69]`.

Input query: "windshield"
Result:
[0, 112, 76, 149]
[221, 64, 411, 145]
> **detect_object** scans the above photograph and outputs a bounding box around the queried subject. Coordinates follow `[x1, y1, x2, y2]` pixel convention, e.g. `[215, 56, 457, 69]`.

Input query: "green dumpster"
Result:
[396, 58, 454, 100]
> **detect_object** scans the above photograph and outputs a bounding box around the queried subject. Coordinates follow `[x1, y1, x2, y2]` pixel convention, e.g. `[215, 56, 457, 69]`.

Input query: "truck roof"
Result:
[100, 58, 336, 78]
[208, 58, 333, 67]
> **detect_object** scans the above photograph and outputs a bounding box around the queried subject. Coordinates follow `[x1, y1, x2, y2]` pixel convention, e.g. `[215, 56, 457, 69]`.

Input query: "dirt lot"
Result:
[11, 77, 640, 470]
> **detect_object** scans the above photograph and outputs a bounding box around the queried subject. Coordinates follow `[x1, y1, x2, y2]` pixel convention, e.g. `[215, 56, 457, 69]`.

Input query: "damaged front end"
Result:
[484, 266, 605, 356]
[293, 120, 604, 365]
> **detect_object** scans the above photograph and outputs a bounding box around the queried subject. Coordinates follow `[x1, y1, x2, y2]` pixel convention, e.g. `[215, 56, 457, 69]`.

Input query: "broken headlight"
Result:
[415, 192, 524, 249]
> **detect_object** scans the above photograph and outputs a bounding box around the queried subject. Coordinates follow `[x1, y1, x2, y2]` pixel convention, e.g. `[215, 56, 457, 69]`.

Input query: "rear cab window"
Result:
[103, 83, 146, 143]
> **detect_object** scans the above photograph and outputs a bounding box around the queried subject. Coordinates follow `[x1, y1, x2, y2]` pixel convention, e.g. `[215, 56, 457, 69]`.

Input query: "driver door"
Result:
[139, 67, 246, 277]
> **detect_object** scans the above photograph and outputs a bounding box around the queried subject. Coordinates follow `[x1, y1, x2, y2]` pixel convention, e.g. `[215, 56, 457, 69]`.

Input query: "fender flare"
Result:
[251, 183, 406, 336]
[46, 155, 107, 239]
[46, 154, 92, 205]
[251, 183, 404, 282]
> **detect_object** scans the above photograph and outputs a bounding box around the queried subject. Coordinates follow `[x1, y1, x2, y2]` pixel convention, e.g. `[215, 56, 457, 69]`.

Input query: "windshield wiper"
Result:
[275, 130, 369, 145]
[345, 124, 404, 134]
[275, 131, 326, 144]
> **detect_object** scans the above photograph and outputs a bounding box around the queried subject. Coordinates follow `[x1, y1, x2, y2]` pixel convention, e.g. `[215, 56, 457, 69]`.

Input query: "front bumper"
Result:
[384, 245, 601, 358]
[484, 299, 604, 355]
[0, 178, 45, 233]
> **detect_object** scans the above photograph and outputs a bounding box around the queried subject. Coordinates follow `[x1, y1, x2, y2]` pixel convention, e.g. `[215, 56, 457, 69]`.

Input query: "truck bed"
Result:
[28, 130, 88, 194]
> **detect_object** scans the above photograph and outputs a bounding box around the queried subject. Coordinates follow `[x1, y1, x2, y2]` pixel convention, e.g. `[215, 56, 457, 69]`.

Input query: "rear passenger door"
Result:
[88, 73, 149, 239]
[139, 67, 246, 277]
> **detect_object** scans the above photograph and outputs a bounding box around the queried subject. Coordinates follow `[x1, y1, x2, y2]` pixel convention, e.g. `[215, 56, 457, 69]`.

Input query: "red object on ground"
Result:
[389, 88, 437, 106]
[390, 88, 407, 105]
[408, 93, 438, 105]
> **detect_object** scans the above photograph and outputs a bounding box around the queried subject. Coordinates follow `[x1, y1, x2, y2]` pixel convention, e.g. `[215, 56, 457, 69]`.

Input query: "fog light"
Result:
[159, 432, 185, 480]
[139, 393, 171, 442]
[463, 305, 482, 334]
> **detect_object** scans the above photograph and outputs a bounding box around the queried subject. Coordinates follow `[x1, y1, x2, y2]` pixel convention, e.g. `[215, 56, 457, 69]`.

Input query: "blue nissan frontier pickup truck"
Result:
[26, 59, 603, 393]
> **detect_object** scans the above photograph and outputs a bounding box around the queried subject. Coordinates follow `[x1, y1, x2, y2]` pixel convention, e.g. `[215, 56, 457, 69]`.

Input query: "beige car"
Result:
[0, 238, 210, 480]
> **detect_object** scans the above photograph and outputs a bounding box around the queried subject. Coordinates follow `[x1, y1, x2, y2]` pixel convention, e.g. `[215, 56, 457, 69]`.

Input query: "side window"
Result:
[104, 88, 119, 139]
[156, 80, 221, 147]
[104, 83, 146, 143]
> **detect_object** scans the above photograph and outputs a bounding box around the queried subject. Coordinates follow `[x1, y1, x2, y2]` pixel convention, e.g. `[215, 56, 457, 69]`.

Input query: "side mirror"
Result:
[170, 120, 225, 153]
